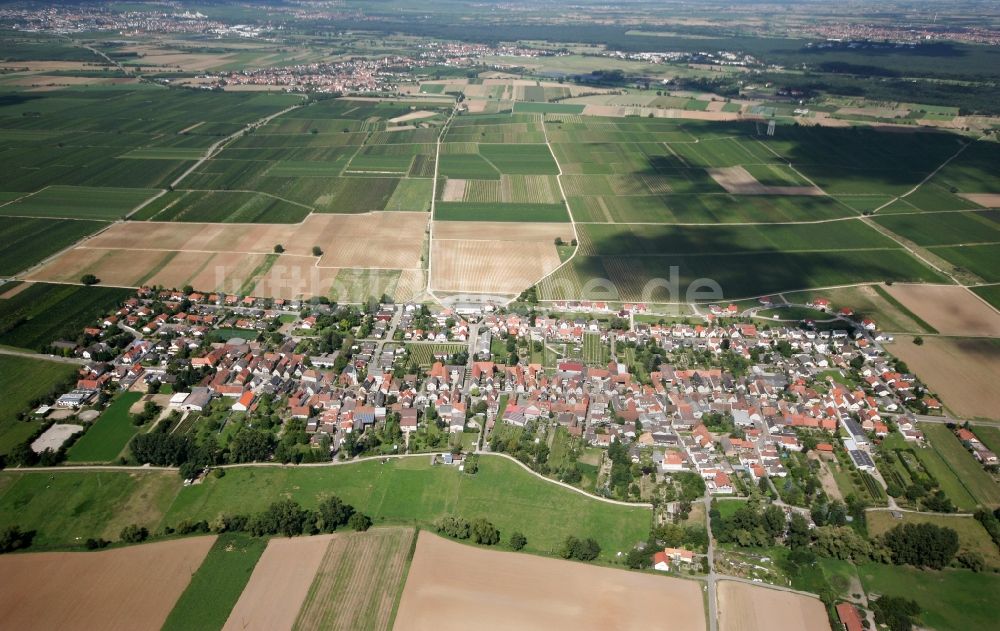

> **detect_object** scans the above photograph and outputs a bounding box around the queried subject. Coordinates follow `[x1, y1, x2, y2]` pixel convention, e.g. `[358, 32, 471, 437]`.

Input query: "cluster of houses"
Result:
[956, 428, 999, 467]
[43, 287, 944, 503]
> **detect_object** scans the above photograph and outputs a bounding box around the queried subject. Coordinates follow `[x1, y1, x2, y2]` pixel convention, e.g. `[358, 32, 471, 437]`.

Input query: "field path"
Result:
[870, 137, 978, 215]
[426, 103, 459, 299]
[0, 347, 89, 365]
[518, 112, 580, 306]
[169, 101, 305, 190]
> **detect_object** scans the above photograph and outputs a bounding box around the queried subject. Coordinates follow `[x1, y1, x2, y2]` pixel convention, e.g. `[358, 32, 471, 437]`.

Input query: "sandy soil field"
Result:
[433, 221, 573, 243]
[886, 335, 1000, 419]
[223, 534, 334, 631]
[431, 239, 562, 295]
[960, 193, 1000, 208]
[717, 581, 830, 631]
[441, 179, 466, 202]
[708, 166, 824, 196]
[30, 423, 83, 453]
[0, 537, 215, 631]
[883, 284, 1000, 337]
[394, 532, 705, 631]
[465, 99, 489, 113]
[28, 213, 427, 297]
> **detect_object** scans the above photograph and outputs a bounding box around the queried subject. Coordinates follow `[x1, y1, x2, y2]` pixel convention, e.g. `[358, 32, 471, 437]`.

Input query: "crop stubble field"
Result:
[394, 531, 706, 631]
[717, 581, 830, 631]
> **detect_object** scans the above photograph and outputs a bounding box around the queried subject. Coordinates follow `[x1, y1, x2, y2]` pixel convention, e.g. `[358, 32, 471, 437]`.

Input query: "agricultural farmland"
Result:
[0, 537, 215, 631]
[293, 527, 415, 631]
[0, 282, 133, 351]
[919, 422, 1000, 507]
[717, 581, 830, 631]
[395, 531, 706, 631]
[0, 216, 108, 275]
[887, 336, 1000, 421]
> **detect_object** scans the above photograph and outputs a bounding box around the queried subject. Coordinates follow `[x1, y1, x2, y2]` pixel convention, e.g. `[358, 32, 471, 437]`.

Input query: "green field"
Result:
[0, 469, 181, 548]
[435, 202, 569, 222]
[0, 282, 132, 351]
[141, 190, 310, 223]
[582, 332, 607, 365]
[0, 456, 650, 559]
[0, 355, 77, 455]
[165, 456, 650, 559]
[66, 392, 145, 463]
[0, 186, 160, 220]
[513, 102, 585, 114]
[858, 563, 1000, 631]
[920, 423, 1000, 508]
[912, 444, 979, 512]
[0, 216, 107, 275]
[161, 533, 267, 631]
[929, 244, 1000, 282]
[872, 211, 1000, 246]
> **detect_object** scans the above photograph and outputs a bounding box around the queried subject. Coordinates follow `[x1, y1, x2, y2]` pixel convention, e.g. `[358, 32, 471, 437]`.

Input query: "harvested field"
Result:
[886, 336, 1000, 419]
[708, 166, 824, 196]
[0, 537, 215, 631]
[294, 527, 415, 631]
[960, 193, 1000, 208]
[882, 284, 1000, 337]
[223, 534, 333, 631]
[432, 221, 573, 243]
[394, 532, 705, 631]
[717, 581, 830, 631]
[431, 239, 561, 295]
[441, 179, 466, 202]
[28, 213, 426, 297]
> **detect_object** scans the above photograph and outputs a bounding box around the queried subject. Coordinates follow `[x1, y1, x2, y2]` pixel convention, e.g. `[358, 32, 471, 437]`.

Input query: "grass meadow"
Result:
[66, 392, 145, 463]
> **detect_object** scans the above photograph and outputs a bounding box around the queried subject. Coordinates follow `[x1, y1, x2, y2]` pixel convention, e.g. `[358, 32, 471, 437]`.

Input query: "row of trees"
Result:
[434, 516, 501, 546]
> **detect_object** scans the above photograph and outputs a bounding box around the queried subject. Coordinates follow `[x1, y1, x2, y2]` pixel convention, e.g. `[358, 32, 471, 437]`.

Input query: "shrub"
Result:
[120, 524, 149, 543]
[509, 531, 527, 551]
[348, 513, 373, 532]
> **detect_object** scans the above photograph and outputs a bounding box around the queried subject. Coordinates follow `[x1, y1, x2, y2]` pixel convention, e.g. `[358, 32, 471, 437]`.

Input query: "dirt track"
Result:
[717, 580, 830, 631]
[0, 537, 215, 631]
[393, 532, 706, 631]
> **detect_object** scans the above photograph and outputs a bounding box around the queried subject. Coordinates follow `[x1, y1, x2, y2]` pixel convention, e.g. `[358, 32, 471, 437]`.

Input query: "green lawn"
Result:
[161, 533, 267, 631]
[0, 470, 181, 549]
[164, 456, 650, 560]
[66, 392, 144, 463]
[920, 423, 1000, 508]
[0, 355, 77, 455]
[858, 563, 1000, 631]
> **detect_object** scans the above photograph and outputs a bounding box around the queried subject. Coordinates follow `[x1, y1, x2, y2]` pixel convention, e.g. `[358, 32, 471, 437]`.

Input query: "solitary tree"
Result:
[274, 244, 285, 253]
[312, 246, 323, 256]
[80, 274, 99, 285]
[509, 531, 527, 551]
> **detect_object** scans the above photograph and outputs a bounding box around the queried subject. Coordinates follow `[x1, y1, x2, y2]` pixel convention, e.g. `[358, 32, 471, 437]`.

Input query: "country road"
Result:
[0, 347, 88, 366]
